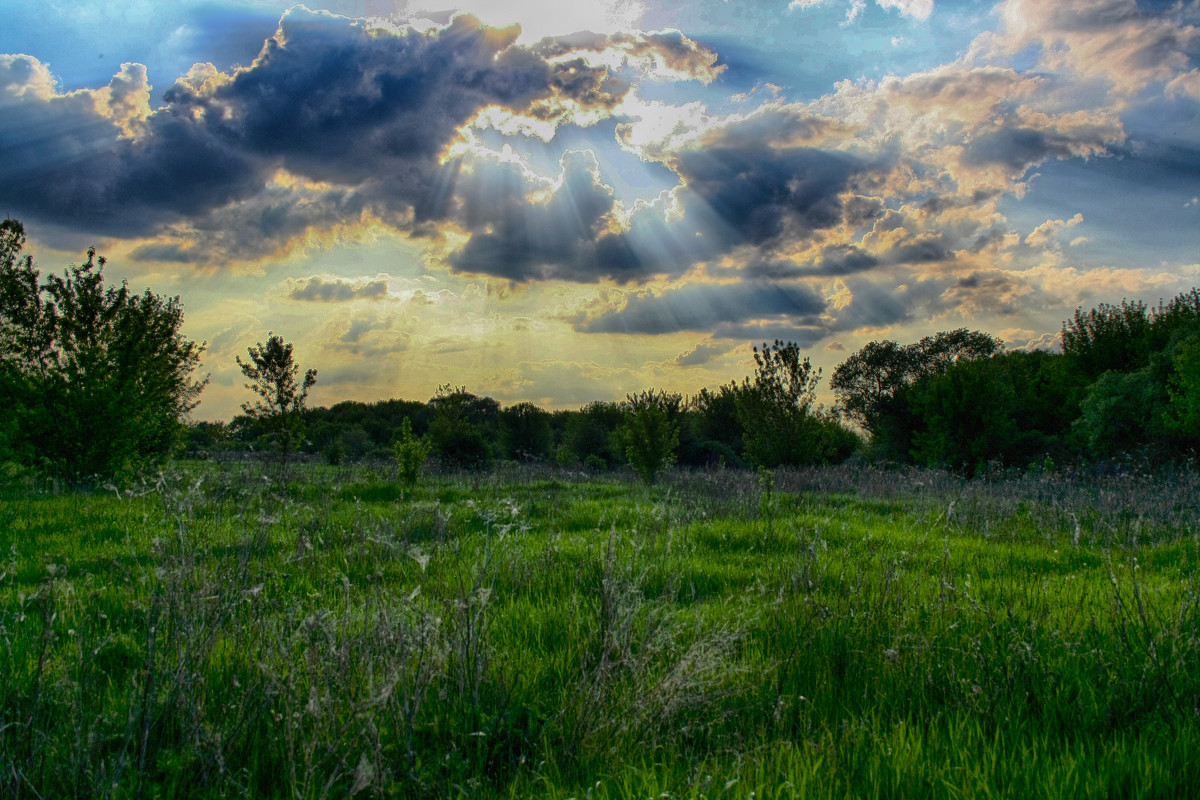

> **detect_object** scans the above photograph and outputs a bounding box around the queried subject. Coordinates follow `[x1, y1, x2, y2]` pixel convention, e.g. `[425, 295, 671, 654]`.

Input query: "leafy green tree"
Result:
[908, 357, 1020, 474]
[237, 333, 316, 472]
[1073, 365, 1172, 460]
[394, 416, 433, 486]
[1061, 300, 1154, 381]
[684, 384, 745, 467]
[831, 330, 1001, 433]
[1165, 335, 1200, 443]
[831, 329, 1001, 461]
[735, 340, 832, 468]
[619, 390, 681, 484]
[427, 385, 497, 469]
[499, 401, 553, 461]
[0, 219, 206, 479]
[558, 401, 624, 468]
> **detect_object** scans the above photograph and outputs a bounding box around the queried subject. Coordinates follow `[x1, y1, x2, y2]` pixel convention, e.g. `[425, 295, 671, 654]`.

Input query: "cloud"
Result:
[1024, 213, 1084, 247]
[671, 145, 869, 246]
[289, 276, 389, 302]
[578, 281, 826, 335]
[1007, 331, 1063, 353]
[788, 0, 934, 20]
[673, 342, 731, 367]
[531, 29, 725, 84]
[0, 10, 631, 258]
[1, 8, 734, 269]
[876, 0, 933, 21]
[985, 0, 1200, 99]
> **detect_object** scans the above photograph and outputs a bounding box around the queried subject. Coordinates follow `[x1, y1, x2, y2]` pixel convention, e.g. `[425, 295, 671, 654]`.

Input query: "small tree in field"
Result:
[619, 390, 680, 484]
[736, 340, 822, 468]
[394, 416, 432, 486]
[237, 333, 315, 475]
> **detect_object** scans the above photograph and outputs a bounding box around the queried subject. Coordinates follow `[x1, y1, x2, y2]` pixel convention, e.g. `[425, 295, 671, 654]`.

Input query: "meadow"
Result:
[2, 460, 1199, 799]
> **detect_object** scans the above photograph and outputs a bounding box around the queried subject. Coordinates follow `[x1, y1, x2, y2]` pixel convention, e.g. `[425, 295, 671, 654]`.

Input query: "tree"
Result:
[831, 329, 1002, 461]
[0, 219, 206, 479]
[237, 333, 316, 470]
[499, 401, 553, 461]
[685, 384, 745, 467]
[558, 401, 624, 468]
[1165, 335, 1200, 443]
[427, 385, 497, 469]
[831, 330, 1001, 433]
[1073, 365, 1171, 460]
[908, 356, 1020, 475]
[619, 390, 681, 484]
[394, 417, 433, 486]
[735, 340, 825, 468]
[1061, 300, 1154, 381]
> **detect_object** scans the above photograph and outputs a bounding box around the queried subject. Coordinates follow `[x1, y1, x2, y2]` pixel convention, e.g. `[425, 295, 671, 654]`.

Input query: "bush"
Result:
[394, 417, 432, 485]
[619, 390, 680, 485]
[0, 219, 206, 480]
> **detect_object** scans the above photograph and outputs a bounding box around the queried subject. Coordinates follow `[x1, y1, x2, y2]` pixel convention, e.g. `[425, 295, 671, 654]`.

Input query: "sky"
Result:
[2, 0, 1199, 422]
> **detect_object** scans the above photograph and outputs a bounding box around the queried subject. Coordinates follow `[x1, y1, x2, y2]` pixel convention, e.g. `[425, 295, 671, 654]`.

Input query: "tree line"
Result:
[2, 218, 1198, 483]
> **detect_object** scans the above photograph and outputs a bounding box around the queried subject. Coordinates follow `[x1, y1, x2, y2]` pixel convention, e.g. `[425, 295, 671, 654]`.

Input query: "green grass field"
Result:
[2, 461, 1199, 798]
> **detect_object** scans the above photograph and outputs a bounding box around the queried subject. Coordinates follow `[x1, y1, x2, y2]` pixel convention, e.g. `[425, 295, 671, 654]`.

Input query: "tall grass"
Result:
[1, 460, 1198, 798]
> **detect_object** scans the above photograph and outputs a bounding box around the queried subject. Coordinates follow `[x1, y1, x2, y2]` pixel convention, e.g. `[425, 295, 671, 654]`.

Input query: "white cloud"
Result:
[1024, 212, 1084, 247]
[877, 0, 934, 21]
[986, 0, 1200, 100]
[789, 0, 935, 20]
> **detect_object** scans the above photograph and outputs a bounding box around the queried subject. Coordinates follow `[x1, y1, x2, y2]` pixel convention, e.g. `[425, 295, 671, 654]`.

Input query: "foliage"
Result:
[685, 384, 744, 467]
[427, 385, 497, 469]
[1062, 289, 1200, 382]
[393, 416, 433, 485]
[236, 333, 316, 465]
[559, 401, 624, 469]
[735, 340, 834, 468]
[909, 356, 1020, 474]
[1165, 335, 1200, 442]
[1074, 365, 1173, 459]
[908, 351, 1078, 474]
[1061, 299, 1155, 380]
[0, 219, 206, 479]
[830, 329, 1002, 438]
[498, 401, 553, 462]
[619, 390, 681, 484]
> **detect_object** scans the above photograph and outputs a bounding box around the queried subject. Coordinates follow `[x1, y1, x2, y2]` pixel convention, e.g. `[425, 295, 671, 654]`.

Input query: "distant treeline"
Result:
[191, 288, 1200, 476]
[4, 216, 1198, 481]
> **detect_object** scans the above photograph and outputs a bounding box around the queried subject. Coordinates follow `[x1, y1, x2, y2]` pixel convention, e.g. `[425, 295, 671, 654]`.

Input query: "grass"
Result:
[1, 459, 1199, 798]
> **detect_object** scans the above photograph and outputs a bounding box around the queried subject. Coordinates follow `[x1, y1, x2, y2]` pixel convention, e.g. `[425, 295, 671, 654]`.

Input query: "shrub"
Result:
[394, 417, 432, 486]
[619, 390, 681, 484]
[0, 219, 206, 480]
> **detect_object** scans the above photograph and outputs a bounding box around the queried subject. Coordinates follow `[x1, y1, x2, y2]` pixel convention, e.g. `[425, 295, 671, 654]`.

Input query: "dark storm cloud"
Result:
[673, 146, 865, 245]
[290, 276, 388, 302]
[448, 152, 626, 281]
[578, 281, 826, 335]
[673, 342, 731, 366]
[445, 109, 876, 283]
[742, 236, 943, 282]
[830, 280, 911, 331]
[887, 235, 953, 264]
[0, 10, 624, 255]
[447, 148, 729, 283]
[740, 244, 881, 280]
[811, 245, 882, 276]
[961, 128, 1084, 172]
